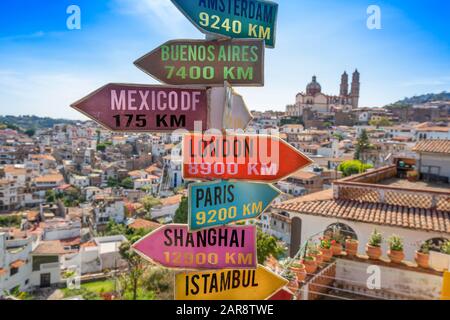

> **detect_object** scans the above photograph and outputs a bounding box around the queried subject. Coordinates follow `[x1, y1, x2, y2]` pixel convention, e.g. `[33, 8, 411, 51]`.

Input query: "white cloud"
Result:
[0, 70, 102, 119]
[113, 0, 194, 36]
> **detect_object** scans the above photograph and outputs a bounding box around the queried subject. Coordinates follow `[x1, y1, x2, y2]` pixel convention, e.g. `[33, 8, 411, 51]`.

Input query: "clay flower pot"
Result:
[287, 278, 299, 293]
[289, 263, 307, 282]
[331, 242, 343, 256]
[302, 257, 317, 274]
[388, 249, 405, 264]
[415, 251, 429, 269]
[308, 251, 323, 265]
[366, 244, 382, 260]
[320, 247, 333, 262]
[345, 239, 359, 256]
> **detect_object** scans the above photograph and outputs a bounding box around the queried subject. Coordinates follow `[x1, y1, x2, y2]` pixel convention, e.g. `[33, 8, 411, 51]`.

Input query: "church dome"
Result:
[306, 76, 321, 96]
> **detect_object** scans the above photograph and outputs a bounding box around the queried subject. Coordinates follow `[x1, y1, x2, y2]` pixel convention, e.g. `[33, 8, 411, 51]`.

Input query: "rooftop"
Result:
[274, 165, 450, 234]
[413, 140, 450, 154]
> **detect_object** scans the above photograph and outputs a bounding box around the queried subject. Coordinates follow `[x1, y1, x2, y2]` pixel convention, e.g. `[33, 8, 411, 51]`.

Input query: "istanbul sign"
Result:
[175, 265, 288, 300]
[134, 39, 264, 86]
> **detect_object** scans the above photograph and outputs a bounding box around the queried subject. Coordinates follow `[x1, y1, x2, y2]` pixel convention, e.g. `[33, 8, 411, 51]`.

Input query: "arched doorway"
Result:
[324, 223, 358, 248]
[420, 237, 449, 252]
[290, 216, 302, 258]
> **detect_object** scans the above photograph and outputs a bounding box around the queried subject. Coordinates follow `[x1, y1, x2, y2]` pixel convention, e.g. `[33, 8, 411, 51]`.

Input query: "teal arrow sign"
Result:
[188, 180, 281, 231]
[171, 0, 278, 48]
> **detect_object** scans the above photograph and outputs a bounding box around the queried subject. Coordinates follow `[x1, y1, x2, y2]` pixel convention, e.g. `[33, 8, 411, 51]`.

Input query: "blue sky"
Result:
[0, 0, 448, 119]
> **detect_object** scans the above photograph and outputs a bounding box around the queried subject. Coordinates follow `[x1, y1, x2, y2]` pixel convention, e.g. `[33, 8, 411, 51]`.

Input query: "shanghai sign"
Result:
[71, 83, 252, 132]
[183, 134, 313, 182]
[132, 224, 257, 269]
[170, 0, 278, 48]
[134, 39, 264, 86]
[175, 265, 288, 300]
[188, 180, 280, 231]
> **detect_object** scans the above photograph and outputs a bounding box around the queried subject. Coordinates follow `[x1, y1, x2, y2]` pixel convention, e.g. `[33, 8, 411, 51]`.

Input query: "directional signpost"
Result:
[71, 0, 291, 301]
[132, 224, 257, 269]
[135, 39, 264, 86]
[183, 134, 313, 182]
[170, 0, 279, 48]
[70, 83, 251, 132]
[175, 265, 288, 300]
[188, 180, 280, 231]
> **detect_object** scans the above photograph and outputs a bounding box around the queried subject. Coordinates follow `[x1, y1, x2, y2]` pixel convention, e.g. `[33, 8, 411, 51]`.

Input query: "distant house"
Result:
[413, 139, 450, 183]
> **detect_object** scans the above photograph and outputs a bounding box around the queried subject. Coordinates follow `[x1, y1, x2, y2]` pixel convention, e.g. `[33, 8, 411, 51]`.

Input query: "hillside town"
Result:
[1, 72, 449, 299]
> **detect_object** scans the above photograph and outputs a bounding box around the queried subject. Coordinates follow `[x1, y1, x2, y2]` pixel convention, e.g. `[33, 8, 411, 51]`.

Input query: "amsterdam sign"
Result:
[134, 39, 264, 86]
[132, 224, 257, 269]
[188, 180, 280, 231]
[170, 0, 278, 48]
[70, 83, 252, 132]
[175, 265, 288, 300]
[183, 134, 313, 182]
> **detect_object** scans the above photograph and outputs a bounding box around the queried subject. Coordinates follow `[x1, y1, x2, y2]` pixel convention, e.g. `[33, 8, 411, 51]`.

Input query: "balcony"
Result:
[333, 165, 450, 211]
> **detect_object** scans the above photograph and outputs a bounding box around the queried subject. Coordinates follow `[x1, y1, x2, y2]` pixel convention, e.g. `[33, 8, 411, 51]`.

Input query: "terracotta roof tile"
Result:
[413, 140, 450, 154]
[274, 195, 450, 234]
[10, 260, 25, 268]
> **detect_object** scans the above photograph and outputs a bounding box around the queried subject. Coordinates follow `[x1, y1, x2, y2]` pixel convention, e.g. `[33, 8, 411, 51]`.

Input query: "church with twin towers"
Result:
[286, 70, 360, 117]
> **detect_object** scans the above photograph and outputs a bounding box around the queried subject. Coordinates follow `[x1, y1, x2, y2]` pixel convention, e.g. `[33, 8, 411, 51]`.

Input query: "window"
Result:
[10, 267, 18, 276]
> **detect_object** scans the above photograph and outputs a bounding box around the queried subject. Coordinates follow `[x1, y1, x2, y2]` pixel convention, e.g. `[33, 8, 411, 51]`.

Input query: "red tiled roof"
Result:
[10, 260, 25, 268]
[0, 268, 6, 276]
[128, 218, 161, 230]
[33, 241, 67, 255]
[413, 140, 450, 154]
[274, 193, 450, 234]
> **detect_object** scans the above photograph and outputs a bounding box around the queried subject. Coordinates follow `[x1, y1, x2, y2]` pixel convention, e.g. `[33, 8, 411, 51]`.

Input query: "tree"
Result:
[96, 144, 106, 152]
[369, 117, 393, 128]
[140, 196, 161, 214]
[120, 177, 134, 190]
[173, 196, 188, 223]
[45, 190, 56, 203]
[107, 177, 120, 188]
[355, 129, 371, 161]
[338, 160, 373, 177]
[24, 129, 35, 137]
[119, 236, 146, 300]
[104, 219, 127, 236]
[256, 229, 286, 264]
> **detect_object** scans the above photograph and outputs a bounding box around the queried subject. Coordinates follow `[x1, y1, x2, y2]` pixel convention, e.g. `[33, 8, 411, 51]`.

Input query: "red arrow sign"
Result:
[70, 83, 208, 132]
[183, 134, 313, 182]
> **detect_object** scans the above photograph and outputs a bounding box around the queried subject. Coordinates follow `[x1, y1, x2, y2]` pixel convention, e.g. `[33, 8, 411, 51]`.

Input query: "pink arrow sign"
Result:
[132, 224, 257, 270]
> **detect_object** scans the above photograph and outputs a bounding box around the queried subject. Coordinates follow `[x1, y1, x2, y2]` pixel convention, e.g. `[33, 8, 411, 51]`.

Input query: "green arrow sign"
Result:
[171, 0, 278, 48]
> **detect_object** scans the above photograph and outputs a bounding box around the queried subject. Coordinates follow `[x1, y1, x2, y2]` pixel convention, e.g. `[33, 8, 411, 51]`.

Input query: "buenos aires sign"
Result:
[134, 39, 264, 86]
[132, 224, 257, 269]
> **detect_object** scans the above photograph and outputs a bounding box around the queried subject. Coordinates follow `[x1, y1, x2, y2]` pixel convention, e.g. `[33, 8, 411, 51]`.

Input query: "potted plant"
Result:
[407, 170, 419, 182]
[442, 240, 450, 255]
[307, 243, 323, 265]
[345, 237, 359, 257]
[415, 241, 430, 269]
[387, 234, 405, 263]
[330, 227, 345, 255]
[302, 255, 317, 274]
[366, 229, 383, 260]
[319, 238, 333, 262]
[283, 270, 299, 293]
[289, 261, 307, 283]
